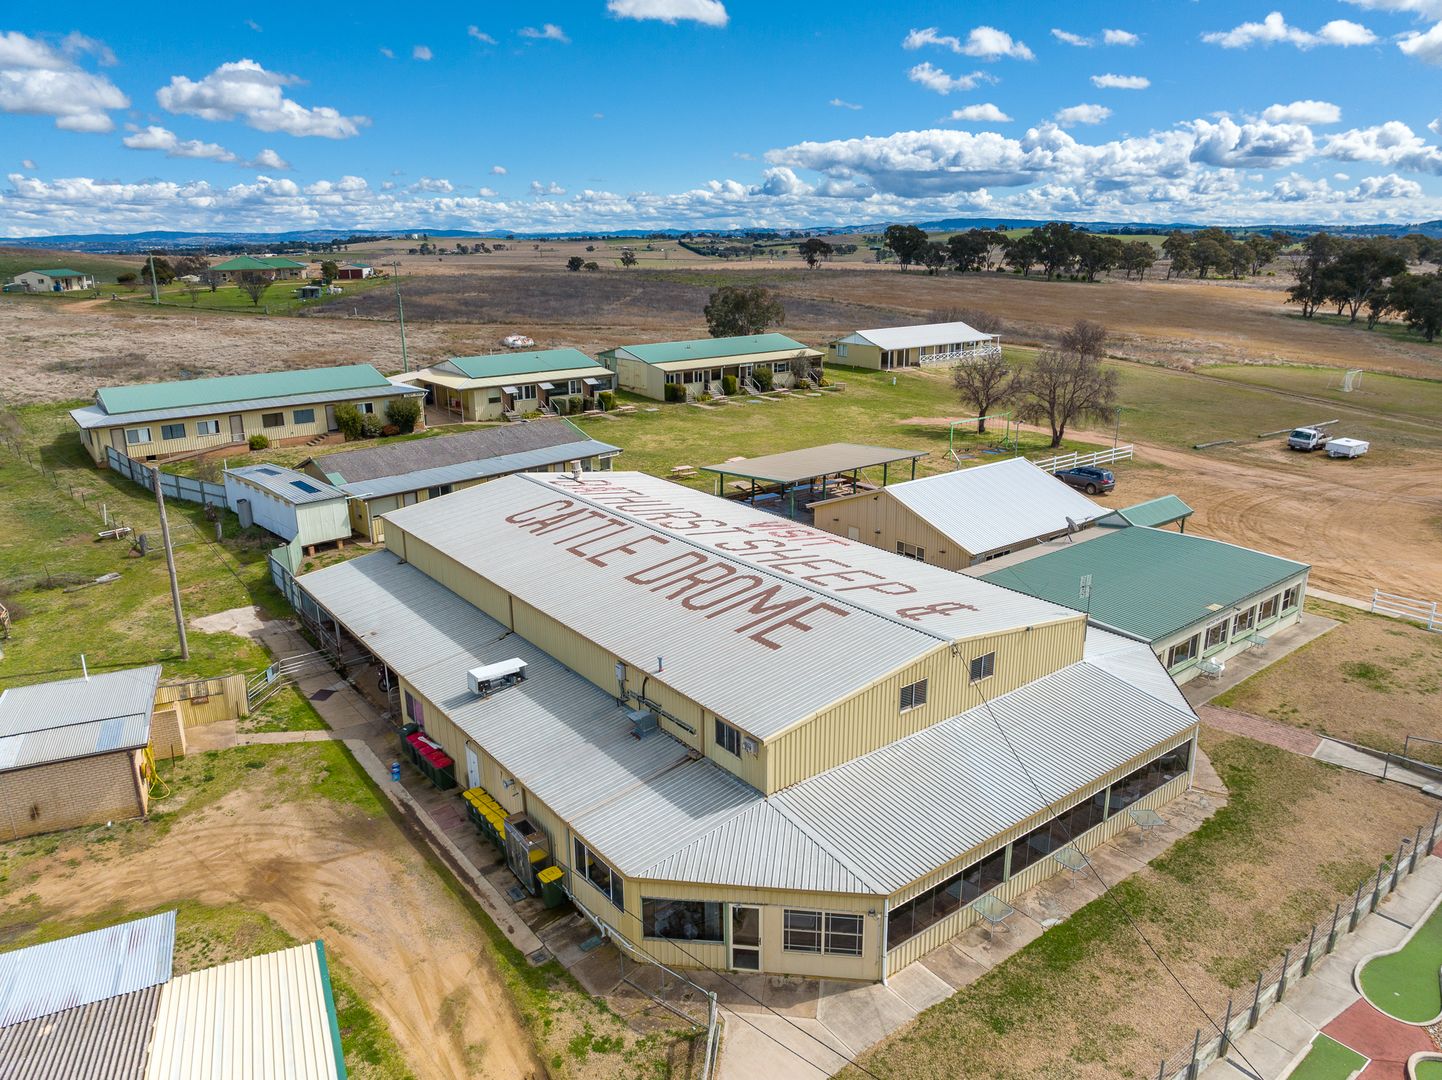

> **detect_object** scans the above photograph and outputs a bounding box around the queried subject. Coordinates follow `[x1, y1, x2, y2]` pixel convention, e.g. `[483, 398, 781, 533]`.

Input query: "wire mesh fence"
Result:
[1154, 809, 1442, 1080]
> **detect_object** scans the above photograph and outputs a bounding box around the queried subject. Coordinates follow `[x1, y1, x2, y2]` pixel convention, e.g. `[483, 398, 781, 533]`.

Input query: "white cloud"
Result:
[467, 26, 497, 45]
[379, 47, 395, 59]
[491, 164, 507, 175]
[1203, 12, 1377, 49]
[753, 166, 811, 196]
[1262, 99, 1342, 124]
[1323, 121, 1442, 172]
[520, 24, 570, 43]
[1189, 117, 1315, 167]
[476, 186, 497, 197]
[1091, 73, 1149, 89]
[21, 158, 35, 169]
[593, 111, 605, 119]
[530, 180, 566, 195]
[1342, 0, 1442, 13]
[907, 62, 994, 94]
[1055, 103, 1111, 127]
[246, 19, 262, 32]
[122, 124, 237, 161]
[1348, 173, 1424, 199]
[1399, 21, 1442, 62]
[1051, 29, 1091, 46]
[949, 104, 1012, 122]
[249, 148, 290, 170]
[606, 0, 729, 26]
[412, 45, 433, 61]
[410, 176, 453, 192]
[1103, 29, 1140, 45]
[904, 25, 1034, 60]
[157, 59, 369, 138]
[830, 97, 862, 110]
[0, 30, 128, 132]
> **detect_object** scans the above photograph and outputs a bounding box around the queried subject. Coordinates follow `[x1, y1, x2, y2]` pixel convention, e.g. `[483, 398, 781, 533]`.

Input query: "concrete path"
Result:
[1203, 854, 1442, 1080]
[1183, 616, 1339, 708]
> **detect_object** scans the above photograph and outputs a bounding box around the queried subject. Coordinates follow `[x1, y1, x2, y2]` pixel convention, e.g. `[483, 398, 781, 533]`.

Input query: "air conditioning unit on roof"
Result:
[468, 658, 527, 696]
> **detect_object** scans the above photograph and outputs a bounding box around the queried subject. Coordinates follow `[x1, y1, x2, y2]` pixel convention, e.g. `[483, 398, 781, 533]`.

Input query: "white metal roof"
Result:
[0, 911, 175, 1028]
[839, 321, 998, 351]
[382, 471, 1079, 739]
[1082, 626, 1189, 714]
[144, 942, 344, 1080]
[224, 464, 348, 506]
[0, 666, 160, 772]
[0, 984, 161, 1080]
[842, 457, 1110, 558]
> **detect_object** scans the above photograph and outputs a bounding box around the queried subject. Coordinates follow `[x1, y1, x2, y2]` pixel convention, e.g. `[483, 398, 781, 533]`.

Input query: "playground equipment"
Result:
[948, 413, 1018, 466]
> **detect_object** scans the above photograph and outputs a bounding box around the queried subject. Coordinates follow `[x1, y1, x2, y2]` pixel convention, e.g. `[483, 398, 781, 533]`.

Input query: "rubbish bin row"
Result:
[462, 786, 507, 850]
[398, 724, 457, 790]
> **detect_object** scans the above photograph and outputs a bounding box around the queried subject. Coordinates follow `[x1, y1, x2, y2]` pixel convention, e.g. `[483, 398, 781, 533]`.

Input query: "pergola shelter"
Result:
[701, 442, 927, 522]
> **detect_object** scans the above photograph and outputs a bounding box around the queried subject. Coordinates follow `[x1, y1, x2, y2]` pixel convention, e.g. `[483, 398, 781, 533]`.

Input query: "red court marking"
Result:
[1322, 999, 1434, 1079]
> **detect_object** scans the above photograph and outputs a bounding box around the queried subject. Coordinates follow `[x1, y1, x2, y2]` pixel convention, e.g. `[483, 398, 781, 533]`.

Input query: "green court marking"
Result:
[1359, 900, 1442, 1024]
[1286, 1034, 1367, 1080]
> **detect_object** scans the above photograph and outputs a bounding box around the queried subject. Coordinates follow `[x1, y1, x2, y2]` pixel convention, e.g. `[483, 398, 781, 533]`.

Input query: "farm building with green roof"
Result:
[408, 348, 615, 421]
[979, 524, 1309, 683]
[9, 268, 96, 293]
[208, 255, 309, 283]
[606, 333, 823, 401]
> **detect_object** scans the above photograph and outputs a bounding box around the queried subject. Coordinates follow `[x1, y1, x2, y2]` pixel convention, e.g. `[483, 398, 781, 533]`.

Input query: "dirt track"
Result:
[20, 787, 545, 1080]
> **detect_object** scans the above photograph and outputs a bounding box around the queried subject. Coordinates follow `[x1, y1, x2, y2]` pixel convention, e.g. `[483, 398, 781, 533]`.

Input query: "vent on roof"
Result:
[467, 658, 527, 697]
[626, 706, 659, 739]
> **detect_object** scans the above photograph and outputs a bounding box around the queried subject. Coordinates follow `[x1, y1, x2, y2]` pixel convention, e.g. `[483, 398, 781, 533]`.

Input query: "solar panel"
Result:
[290, 480, 321, 494]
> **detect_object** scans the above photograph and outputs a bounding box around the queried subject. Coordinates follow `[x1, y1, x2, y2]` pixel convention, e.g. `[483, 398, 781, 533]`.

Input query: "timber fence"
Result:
[1153, 809, 1442, 1080]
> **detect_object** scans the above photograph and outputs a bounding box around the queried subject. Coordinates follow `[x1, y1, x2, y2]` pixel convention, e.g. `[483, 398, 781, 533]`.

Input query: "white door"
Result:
[465, 744, 481, 790]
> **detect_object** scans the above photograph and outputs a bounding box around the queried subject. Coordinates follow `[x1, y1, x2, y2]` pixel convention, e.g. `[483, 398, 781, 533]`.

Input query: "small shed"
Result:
[224, 464, 352, 552]
[336, 262, 373, 280]
[295, 284, 323, 300]
[0, 666, 162, 840]
[1106, 494, 1194, 532]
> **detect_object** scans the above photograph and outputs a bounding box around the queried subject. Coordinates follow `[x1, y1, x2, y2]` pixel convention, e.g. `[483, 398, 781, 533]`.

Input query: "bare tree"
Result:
[236, 273, 272, 308]
[951, 352, 1015, 433]
[1016, 320, 1118, 447]
[183, 281, 205, 306]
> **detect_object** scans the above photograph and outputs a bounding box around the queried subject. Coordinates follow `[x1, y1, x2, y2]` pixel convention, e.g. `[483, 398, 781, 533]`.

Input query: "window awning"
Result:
[501, 385, 519, 394]
[538, 382, 556, 391]
[583, 377, 602, 386]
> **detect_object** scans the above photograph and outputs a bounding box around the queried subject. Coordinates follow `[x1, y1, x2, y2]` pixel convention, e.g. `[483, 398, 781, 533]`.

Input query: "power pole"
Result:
[392, 260, 409, 371]
[148, 253, 160, 305]
[150, 466, 189, 660]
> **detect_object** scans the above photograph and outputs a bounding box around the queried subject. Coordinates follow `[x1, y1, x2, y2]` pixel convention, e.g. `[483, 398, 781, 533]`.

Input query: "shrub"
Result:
[664, 382, 686, 403]
[753, 367, 774, 392]
[248, 434, 269, 450]
[334, 403, 363, 440]
[359, 413, 384, 439]
[597, 390, 615, 411]
[583, 261, 599, 271]
[116, 272, 138, 285]
[381, 424, 400, 437]
[385, 397, 421, 434]
[721, 374, 738, 396]
[697, 392, 713, 403]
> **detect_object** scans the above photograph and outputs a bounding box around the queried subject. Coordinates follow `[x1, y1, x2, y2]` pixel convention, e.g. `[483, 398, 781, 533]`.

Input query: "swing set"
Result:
[948, 412, 1019, 467]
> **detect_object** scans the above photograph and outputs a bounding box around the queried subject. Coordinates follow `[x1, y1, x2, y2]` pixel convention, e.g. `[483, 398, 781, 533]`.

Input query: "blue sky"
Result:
[3, 1, 1442, 235]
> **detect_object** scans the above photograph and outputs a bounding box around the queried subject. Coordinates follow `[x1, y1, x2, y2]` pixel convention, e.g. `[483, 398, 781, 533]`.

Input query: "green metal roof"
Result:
[980, 526, 1308, 641]
[437, 348, 607, 380]
[212, 256, 308, 270]
[1116, 495, 1194, 529]
[617, 333, 817, 365]
[96, 363, 393, 416]
[35, 268, 89, 277]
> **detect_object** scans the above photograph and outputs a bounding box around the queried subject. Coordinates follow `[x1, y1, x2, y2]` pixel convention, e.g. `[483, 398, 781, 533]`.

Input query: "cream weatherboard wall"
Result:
[826, 342, 885, 370]
[1154, 572, 1309, 684]
[417, 367, 609, 422]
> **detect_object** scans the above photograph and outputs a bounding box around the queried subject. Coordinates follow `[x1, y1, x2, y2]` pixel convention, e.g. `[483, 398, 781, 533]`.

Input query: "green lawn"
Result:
[0, 249, 138, 285]
[1414, 1058, 1442, 1079]
[1286, 1035, 1368, 1080]
[1299, 311, 1441, 350]
[1358, 898, 1442, 1023]
[1202, 363, 1442, 426]
[112, 275, 392, 317]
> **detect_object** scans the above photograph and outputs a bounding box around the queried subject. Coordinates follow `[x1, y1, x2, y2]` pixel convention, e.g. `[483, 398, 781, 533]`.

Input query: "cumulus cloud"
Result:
[1262, 100, 1342, 124]
[156, 59, 368, 138]
[379, 47, 395, 59]
[752, 166, 811, 196]
[1399, 22, 1442, 62]
[412, 45, 433, 60]
[1055, 103, 1111, 126]
[1323, 121, 1442, 172]
[491, 164, 507, 174]
[520, 24, 570, 43]
[0, 30, 128, 132]
[21, 158, 35, 169]
[1203, 12, 1377, 49]
[830, 98, 862, 110]
[907, 62, 994, 94]
[1189, 117, 1315, 167]
[606, 0, 728, 26]
[1091, 73, 1149, 89]
[1051, 29, 1091, 46]
[410, 176, 453, 192]
[1103, 29, 1140, 45]
[904, 26, 1034, 60]
[122, 125, 237, 161]
[949, 104, 1013, 122]
[467, 26, 497, 45]
[249, 148, 290, 169]
[530, 180, 566, 195]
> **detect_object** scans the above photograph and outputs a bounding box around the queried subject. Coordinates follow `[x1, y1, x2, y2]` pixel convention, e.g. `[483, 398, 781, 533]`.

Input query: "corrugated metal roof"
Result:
[617, 333, 818, 366]
[94, 364, 391, 417]
[32, 268, 89, 278]
[859, 458, 1109, 557]
[432, 348, 608, 380]
[1083, 627, 1190, 715]
[211, 256, 307, 270]
[0, 985, 161, 1080]
[381, 472, 1079, 739]
[0, 666, 159, 772]
[774, 663, 1198, 893]
[840, 321, 997, 350]
[224, 465, 348, 505]
[980, 526, 1310, 641]
[70, 383, 423, 431]
[0, 713, 152, 772]
[703, 442, 927, 485]
[144, 941, 344, 1080]
[1115, 495, 1194, 529]
[0, 911, 175, 1027]
[338, 440, 621, 499]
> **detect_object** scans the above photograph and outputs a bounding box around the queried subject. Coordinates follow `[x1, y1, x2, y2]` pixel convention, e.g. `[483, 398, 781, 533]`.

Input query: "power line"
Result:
[971, 680, 1262, 1080]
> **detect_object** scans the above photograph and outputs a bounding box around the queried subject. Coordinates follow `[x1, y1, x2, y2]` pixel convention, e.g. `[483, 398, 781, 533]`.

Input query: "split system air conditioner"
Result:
[467, 658, 527, 697]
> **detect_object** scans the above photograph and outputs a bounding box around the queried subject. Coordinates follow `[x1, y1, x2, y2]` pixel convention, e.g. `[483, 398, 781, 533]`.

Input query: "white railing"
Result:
[1371, 590, 1441, 632]
[1030, 444, 1134, 474]
[918, 341, 1003, 365]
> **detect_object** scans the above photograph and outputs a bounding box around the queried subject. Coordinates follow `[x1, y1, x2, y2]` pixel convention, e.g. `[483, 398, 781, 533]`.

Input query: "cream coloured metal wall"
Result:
[812, 490, 979, 570]
[826, 342, 884, 370]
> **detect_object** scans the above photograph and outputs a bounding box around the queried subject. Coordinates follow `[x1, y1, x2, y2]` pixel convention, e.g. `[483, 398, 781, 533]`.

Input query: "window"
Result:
[488, 394, 502, 404]
[515, 385, 537, 401]
[1258, 594, 1280, 622]
[895, 541, 926, 562]
[1107, 741, 1193, 818]
[195, 419, 220, 436]
[715, 718, 742, 756]
[404, 691, 423, 726]
[1049, 789, 1107, 849]
[1282, 586, 1301, 611]
[979, 549, 1012, 562]
[772, 362, 789, 374]
[289, 480, 321, 495]
[426, 484, 453, 499]
[161, 423, 186, 441]
[573, 838, 623, 909]
[899, 678, 928, 712]
[1009, 820, 1056, 876]
[642, 898, 723, 942]
[293, 408, 316, 425]
[1204, 619, 1229, 651]
[124, 427, 152, 445]
[1165, 634, 1200, 670]
[886, 847, 1005, 947]
[261, 412, 285, 428]
[783, 911, 864, 956]
[357, 402, 376, 414]
[835, 343, 848, 358]
[969, 652, 995, 683]
[1233, 606, 1256, 635]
